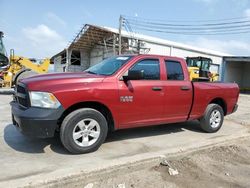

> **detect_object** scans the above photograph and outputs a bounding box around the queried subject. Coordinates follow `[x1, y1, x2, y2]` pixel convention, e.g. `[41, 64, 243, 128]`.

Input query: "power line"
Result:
[123, 15, 250, 24]
[130, 26, 250, 35]
[128, 22, 250, 31]
[127, 19, 250, 28]
[125, 20, 134, 33]
[123, 15, 250, 35]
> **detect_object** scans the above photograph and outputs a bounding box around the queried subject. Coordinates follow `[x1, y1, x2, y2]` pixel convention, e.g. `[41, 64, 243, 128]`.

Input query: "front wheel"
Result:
[60, 108, 108, 154]
[200, 104, 224, 133]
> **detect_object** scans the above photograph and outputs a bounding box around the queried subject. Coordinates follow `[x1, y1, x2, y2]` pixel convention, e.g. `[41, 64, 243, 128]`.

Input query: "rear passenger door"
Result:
[162, 59, 193, 122]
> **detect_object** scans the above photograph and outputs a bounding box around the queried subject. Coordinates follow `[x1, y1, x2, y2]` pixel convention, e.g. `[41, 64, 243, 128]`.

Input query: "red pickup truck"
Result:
[11, 55, 239, 154]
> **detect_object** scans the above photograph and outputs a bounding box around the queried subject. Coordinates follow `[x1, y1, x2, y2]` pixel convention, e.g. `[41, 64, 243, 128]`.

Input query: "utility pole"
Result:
[118, 15, 123, 55]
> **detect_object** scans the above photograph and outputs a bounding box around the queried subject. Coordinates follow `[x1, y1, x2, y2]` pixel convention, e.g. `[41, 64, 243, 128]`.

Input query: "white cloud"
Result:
[19, 24, 67, 58]
[186, 37, 250, 55]
[45, 12, 66, 27]
[244, 8, 250, 17]
[23, 24, 62, 43]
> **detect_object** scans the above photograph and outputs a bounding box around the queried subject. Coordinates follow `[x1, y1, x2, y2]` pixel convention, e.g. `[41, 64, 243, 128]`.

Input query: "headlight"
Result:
[194, 70, 199, 74]
[29, 91, 61, 109]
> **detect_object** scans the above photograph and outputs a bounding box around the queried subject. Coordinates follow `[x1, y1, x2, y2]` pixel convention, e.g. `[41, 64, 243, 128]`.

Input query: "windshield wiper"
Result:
[86, 70, 98, 75]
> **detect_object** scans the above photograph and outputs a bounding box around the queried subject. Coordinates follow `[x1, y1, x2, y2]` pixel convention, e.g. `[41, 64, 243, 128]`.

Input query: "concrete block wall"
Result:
[67, 50, 90, 72]
[80, 51, 90, 70]
[54, 56, 66, 72]
[90, 45, 114, 67]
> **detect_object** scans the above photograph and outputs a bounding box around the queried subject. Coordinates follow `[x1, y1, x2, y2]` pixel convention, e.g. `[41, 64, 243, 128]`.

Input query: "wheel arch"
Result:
[58, 101, 115, 132]
[209, 98, 227, 115]
[13, 69, 30, 83]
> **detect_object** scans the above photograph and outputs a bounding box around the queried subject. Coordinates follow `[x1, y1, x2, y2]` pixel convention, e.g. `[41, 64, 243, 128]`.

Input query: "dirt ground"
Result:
[159, 138, 250, 188]
[59, 136, 250, 188]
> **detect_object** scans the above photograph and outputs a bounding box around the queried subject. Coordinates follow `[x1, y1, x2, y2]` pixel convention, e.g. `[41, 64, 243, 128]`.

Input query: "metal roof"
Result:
[68, 24, 114, 50]
[68, 24, 231, 57]
[223, 56, 250, 62]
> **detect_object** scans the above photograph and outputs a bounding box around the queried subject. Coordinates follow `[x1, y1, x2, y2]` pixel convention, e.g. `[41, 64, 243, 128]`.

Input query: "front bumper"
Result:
[232, 104, 238, 113]
[11, 101, 64, 138]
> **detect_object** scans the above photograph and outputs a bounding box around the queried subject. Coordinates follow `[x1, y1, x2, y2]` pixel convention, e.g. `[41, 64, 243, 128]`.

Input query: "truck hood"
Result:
[20, 72, 105, 91]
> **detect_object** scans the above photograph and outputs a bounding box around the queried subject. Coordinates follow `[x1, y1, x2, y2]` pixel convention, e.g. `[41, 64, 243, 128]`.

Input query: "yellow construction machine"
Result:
[186, 56, 219, 82]
[0, 31, 50, 88]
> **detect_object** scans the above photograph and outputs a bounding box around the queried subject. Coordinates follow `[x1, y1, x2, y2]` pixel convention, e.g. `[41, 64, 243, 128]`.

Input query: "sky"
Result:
[1, 0, 250, 58]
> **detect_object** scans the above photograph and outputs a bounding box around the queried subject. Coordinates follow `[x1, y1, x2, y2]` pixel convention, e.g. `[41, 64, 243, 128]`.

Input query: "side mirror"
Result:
[123, 70, 144, 81]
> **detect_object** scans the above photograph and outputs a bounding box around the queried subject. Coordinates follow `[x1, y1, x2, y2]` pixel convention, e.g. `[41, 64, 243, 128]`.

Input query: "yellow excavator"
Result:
[0, 31, 50, 88]
[186, 56, 219, 82]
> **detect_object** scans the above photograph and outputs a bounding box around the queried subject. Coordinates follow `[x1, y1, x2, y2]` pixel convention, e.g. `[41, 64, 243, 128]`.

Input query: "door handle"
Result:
[180, 86, 190, 91]
[152, 87, 162, 91]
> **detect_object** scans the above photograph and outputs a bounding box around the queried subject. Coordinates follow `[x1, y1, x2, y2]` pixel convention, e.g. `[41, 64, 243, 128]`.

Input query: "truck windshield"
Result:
[85, 56, 133, 76]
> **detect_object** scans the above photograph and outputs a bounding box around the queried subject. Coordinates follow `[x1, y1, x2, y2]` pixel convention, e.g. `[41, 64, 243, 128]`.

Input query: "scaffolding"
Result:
[51, 24, 149, 72]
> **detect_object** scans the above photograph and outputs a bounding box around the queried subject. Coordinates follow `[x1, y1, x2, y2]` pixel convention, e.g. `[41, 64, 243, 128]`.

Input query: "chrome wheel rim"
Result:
[209, 109, 221, 128]
[72, 118, 100, 147]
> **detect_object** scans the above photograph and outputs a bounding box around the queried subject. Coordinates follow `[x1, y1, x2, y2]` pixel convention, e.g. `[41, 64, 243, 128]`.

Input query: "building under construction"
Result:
[52, 24, 250, 90]
[52, 24, 227, 73]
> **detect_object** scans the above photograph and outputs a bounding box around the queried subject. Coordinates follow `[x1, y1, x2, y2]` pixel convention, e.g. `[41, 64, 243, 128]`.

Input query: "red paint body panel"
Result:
[190, 82, 239, 119]
[22, 54, 239, 130]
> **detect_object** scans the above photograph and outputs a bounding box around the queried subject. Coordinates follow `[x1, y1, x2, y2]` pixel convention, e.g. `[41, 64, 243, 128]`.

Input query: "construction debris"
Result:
[116, 183, 126, 188]
[160, 159, 179, 176]
[84, 183, 94, 188]
[168, 167, 179, 176]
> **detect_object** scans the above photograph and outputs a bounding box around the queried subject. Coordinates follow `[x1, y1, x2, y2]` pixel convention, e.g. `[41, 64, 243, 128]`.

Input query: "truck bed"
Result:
[189, 82, 239, 120]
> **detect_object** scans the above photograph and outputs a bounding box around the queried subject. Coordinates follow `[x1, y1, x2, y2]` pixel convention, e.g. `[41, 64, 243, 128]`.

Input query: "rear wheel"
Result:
[200, 104, 224, 133]
[60, 108, 108, 154]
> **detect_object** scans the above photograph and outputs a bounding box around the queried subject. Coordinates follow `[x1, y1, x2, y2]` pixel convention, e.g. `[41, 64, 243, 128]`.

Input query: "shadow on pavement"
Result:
[3, 124, 69, 155]
[4, 120, 204, 154]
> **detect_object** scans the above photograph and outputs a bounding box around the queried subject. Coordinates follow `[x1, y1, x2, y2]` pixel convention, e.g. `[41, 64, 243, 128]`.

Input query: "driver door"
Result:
[117, 58, 165, 128]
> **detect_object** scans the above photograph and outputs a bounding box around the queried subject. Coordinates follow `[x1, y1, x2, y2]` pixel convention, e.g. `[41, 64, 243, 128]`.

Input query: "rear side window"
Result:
[165, 60, 184, 80]
[130, 59, 160, 80]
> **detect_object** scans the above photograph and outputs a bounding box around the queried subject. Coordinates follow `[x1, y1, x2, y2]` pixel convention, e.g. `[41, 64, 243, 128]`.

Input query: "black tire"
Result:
[200, 104, 224, 133]
[60, 108, 108, 154]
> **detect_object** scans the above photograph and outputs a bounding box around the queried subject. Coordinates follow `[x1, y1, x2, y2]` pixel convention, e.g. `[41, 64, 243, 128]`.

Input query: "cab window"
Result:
[165, 60, 184, 80]
[130, 59, 160, 80]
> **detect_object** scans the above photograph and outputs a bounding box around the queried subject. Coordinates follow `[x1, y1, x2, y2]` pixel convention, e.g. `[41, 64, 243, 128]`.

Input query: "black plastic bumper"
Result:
[11, 101, 64, 138]
[232, 104, 238, 113]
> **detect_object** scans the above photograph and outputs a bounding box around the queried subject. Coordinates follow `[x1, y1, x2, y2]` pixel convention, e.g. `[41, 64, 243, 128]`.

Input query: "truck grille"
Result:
[15, 83, 30, 108]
